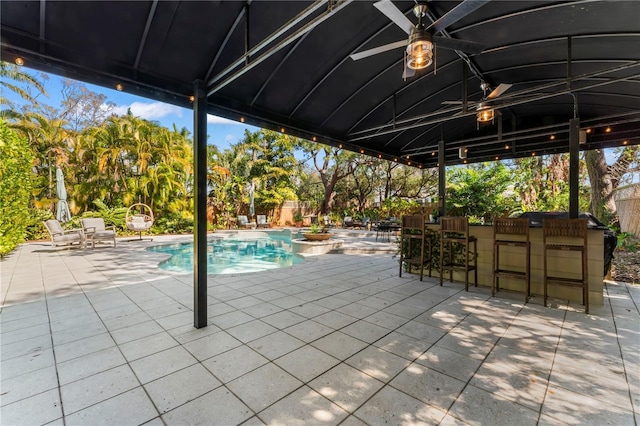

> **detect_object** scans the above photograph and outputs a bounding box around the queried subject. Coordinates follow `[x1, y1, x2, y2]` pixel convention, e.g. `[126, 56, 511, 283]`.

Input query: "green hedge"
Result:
[0, 121, 34, 256]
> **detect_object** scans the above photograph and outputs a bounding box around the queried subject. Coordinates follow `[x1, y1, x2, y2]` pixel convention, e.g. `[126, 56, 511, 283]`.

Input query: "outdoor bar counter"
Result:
[425, 223, 606, 305]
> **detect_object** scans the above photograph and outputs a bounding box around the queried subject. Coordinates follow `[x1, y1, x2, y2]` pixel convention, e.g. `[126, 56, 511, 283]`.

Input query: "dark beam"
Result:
[289, 9, 410, 118]
[569, 118, 580, 219]
[438, 139, 446, 217]
[193, 80, 208, 329]
[207, 1, 349, 95]
[205, 4, 249, 82]
[134, 0, 158, 71]
[39, 0, 46, 54]
[348, 61, 640, 140]
[405, 110, 640, 155]
[251, 33, 311, 106]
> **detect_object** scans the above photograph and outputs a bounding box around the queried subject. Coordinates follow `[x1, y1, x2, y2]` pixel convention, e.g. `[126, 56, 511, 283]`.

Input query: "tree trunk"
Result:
[320, 182, 336, 214]
[584, 146, 638, 226]
[585, 149, 616, 223]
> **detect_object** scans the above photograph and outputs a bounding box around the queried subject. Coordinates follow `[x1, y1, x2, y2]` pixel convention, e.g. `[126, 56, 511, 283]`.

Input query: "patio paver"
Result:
[1, 233, 638, 425]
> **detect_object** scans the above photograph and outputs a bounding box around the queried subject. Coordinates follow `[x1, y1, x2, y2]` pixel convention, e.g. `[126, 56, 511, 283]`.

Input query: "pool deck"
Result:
[1, 231, 639, 425]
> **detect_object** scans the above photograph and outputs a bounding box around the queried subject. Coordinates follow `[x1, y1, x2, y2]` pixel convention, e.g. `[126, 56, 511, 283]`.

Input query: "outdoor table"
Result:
[376, 221, 401, 242]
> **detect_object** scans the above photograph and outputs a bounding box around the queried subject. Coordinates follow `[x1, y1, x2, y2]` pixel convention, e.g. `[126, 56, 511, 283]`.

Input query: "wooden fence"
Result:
[615, 183, 640, 237]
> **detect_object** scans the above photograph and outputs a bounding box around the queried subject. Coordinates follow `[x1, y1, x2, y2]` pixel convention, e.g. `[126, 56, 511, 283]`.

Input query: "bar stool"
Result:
[543, 218, 589, 313]
[439, 216, 477, 291]
[493, 218, 530, 302]
[376, 221, 390, 242]
[399, 215, 432, 281]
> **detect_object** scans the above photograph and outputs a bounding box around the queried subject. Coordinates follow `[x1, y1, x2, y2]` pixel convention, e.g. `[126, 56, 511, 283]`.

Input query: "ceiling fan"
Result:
[444, 81, 513, 122]
[476, 82, 512, 122]
[350, 0, 489, 78]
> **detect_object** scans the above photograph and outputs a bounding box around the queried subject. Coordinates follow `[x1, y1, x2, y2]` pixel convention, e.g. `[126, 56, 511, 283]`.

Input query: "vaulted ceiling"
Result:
[2, 0, 639, 168]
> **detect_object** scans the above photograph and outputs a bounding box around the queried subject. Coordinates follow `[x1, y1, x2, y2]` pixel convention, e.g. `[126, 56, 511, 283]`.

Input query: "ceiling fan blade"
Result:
[487, 83, 513, 99]
[442, 100, 478, 106]
[427, 0, 491, 34]
[433, 36, 486, 54]
[350, 40, 407, 61]
[374, 0, 413, 34]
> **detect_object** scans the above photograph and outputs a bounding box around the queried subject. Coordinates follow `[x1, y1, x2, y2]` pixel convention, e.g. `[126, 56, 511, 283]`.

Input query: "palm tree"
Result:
[0, 61, 47, 115]
[233, 129, 300, 217]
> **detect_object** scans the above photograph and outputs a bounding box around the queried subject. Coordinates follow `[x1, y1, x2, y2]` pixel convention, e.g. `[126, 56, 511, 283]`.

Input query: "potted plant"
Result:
[303, 223, 332, 241]
[293, 210, 304, 227]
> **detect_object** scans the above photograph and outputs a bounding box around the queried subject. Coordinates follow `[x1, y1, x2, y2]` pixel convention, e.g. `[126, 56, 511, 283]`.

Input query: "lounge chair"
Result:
[238, 215, 256, 229]
[43, 219, 85, 249]
[343, 216, 362, 228]
[81, 218, 117, 248]
[256, 215, 270, 228]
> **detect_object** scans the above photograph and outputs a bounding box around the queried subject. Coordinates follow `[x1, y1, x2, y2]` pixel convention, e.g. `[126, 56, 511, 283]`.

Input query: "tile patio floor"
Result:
[1, 233, 638, 425]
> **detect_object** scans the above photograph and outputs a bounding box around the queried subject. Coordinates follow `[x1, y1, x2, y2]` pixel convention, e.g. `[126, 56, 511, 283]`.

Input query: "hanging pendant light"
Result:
[476, 101, 495, 123]
[406, 4, 433, 70]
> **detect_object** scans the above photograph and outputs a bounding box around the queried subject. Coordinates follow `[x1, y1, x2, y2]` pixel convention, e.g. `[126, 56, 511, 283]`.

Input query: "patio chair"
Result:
[439, 216, 477, 291]
[323, 216, 335, 228]
[81, 217, 117, 249]
[399, 215, 432, 281]
[493, 218, 531, 302]
[543, 218, 589, 313]
[43, 219, 85, 249]
[125, 203, 154, 241]
[256, 215, 270, 228]
[343, 216, 361, 228]
[237, 215, 256, 229]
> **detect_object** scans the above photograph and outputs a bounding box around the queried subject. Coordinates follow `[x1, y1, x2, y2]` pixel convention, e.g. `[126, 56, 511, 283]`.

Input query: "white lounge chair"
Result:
[256, 215, 270, 228]
[43, 219, 85, 249]
[237, 215, 256, 229]
[81, 218, 117, 248]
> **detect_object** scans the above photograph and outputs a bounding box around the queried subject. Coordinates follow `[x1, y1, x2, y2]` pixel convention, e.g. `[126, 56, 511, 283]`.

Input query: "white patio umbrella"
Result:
[56, 167, 72, 223]
[249, 180, 255, 219]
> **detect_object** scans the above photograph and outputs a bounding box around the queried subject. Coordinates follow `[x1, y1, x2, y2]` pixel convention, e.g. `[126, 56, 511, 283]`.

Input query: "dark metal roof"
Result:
[2, 0, 639, 167]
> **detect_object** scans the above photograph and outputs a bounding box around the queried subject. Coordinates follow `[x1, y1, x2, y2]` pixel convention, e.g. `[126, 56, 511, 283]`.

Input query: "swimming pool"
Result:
[147, 232, 303, 274]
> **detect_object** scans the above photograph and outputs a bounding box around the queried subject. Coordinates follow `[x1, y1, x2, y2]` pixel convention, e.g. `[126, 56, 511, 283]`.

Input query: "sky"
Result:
[13, 66, 260, 151]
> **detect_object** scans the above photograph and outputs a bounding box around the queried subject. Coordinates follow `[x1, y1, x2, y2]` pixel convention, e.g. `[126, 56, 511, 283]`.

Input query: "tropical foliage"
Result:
[0, 120, 34, 255]
[0, 62, 47, 115]
[446, 162, 518, 222]
[1, 61, 638, 257]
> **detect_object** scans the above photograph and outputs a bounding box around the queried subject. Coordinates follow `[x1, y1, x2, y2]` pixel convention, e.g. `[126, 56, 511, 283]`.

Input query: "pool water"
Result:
[147, 233, 303, 274]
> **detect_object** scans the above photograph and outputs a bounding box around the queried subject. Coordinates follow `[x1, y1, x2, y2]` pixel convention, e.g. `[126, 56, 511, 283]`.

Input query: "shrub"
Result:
[25, 208, 55, 241]
[0, 121, 34, 256]
[156, 214, 194, 234]
[86, 199, 128, 230]
[617, 232, 638, 252]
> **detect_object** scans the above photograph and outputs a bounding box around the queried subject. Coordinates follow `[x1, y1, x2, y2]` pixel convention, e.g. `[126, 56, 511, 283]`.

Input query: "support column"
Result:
[438, 140, 446, 218]
[569, 118, 580, 219]
[193, 80, 208, 328]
